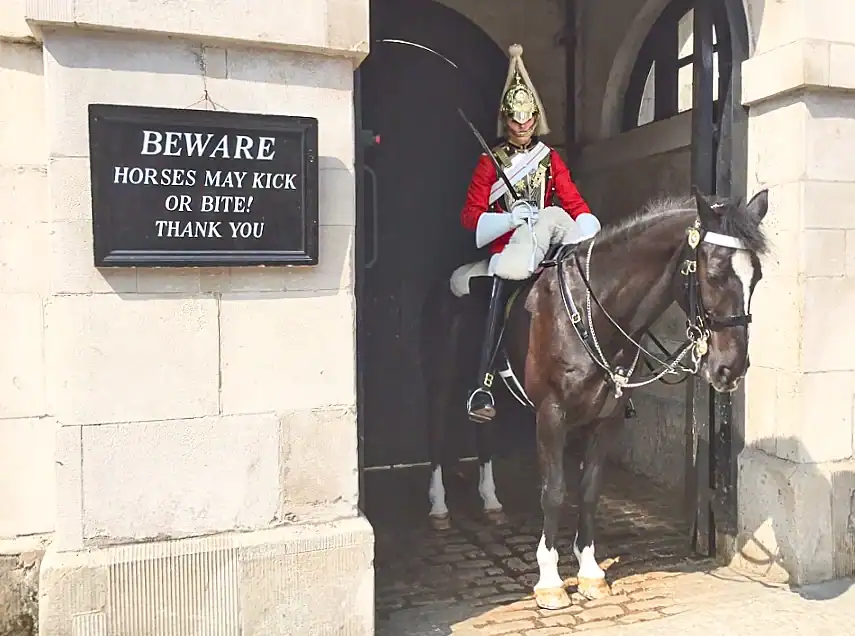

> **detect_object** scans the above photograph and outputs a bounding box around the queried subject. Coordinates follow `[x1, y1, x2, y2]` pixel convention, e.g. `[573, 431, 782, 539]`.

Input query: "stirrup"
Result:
[467, 388, 496, 423]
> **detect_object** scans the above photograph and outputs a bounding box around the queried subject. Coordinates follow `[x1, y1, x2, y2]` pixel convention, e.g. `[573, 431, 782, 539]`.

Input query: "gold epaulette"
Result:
[492, 142, 512, 169]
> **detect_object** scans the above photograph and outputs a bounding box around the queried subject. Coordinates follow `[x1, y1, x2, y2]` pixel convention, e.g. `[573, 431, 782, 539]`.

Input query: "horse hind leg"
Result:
[533, 396, 571, 610]
[428, 464, 451, 531]
[574, 417, 622, 600]
[425, 296, 463, 532]
[476, 424, 506, 525]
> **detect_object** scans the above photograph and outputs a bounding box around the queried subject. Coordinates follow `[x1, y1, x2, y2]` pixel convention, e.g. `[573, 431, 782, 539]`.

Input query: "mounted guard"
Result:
[458, 44, 601, 423]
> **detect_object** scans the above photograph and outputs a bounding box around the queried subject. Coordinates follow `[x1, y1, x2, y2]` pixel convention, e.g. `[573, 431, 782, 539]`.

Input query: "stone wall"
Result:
[733, 0, 855, 584]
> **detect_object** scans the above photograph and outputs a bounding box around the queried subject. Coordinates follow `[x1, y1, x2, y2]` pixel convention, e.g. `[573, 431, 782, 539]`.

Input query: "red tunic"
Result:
[460, 148, 591, 253]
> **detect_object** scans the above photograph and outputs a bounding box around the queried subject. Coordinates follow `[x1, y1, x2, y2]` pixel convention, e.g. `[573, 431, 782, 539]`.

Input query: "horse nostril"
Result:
[717, 366, 733, 383]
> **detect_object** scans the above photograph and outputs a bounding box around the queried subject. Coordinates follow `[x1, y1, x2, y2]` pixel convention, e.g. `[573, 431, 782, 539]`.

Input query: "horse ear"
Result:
[746, 189, 769, 224]
[692, 185, 716, 225]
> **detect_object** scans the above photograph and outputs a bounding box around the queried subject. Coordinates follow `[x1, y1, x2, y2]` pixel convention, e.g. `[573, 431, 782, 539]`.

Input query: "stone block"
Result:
[48, 220, 138, 295]
[42, 30, 212, 158]
[279, 407, 359, 521]
[39, 518, 374, 636]
[743, 367, 778, 455]
[0, 164, 47, 224]
[0, 221, 49, 294]
[0, 0, 32, 40]
[830, 42, 855, 91]
[0, 40, 45, 166]
[806, 0, 855, 45]
[805, 93, 855, 182]
[847, 231, 855, 277]
[797, 371, 855, 463]
[0, 293, 45, 419]
[220, 291, 356, 413]
[801, 230, 846, 277]
[81, 414, 281, 543]
[803, 179, 855, 230]
[734, 447, 835, 584]
[45, 157, 92, 223]
[225, 225, 354, 293]
[28, 0, 370, 60]
[223, 47, 355, 166]
[746, 95, 807, 187]
[54, 425, 82, 552]
[0, 417, 56, 537]
[742, 39, 830, 106]
[802, 277, 855, 372]
[748, 277, 802, 371]
[44, 293, 219, 425]
[319, 167, 355, 226]
[135, 269, 202, 294]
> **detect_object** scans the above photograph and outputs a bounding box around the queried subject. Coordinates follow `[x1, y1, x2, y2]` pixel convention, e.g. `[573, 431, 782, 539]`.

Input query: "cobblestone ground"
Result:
[365, 452, 713, 635]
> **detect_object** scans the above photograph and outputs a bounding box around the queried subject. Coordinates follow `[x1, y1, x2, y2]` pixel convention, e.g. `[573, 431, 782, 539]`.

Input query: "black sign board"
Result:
[88, 104, 319, 267]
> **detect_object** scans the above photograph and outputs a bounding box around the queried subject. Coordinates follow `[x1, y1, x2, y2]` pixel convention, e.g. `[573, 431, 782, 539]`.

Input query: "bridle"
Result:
[549, 214, 757, 399]
[681, 218, 756, 359]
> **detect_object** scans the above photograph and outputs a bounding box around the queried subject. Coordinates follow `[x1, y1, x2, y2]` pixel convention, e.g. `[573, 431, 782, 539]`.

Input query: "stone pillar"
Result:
[734, 0, 855, 585]
[19, 1, 375, 633]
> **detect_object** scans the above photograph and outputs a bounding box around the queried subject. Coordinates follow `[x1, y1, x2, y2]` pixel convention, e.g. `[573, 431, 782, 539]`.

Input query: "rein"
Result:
[551, 218, 754, 398]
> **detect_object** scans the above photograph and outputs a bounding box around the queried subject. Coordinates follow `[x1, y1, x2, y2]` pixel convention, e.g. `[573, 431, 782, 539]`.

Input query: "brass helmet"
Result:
[498, 44, 550, 137]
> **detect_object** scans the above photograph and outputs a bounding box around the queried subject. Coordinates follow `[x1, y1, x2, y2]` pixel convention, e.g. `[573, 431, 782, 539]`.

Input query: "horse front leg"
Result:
[476, 424, 506, 525]
[534, 395, 571, 610]
[574, 416, 622, 599]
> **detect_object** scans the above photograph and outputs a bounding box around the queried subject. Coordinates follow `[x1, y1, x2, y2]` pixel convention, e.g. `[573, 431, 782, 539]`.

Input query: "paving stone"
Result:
[577, 605, 624, 622]
[584, 594, 630, 607]
[538, 614, 578, 627]
[626, 598, 672, 612]
[478, 620, 538, 634]
[574, 620, 618, 631]
[618, 611, 662, 624]
[366, 454, 704, 636]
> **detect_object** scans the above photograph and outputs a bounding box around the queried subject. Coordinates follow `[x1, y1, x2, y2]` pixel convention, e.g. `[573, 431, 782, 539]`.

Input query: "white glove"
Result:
[509, 200, 537, 226]
[574, 212, 601, 239]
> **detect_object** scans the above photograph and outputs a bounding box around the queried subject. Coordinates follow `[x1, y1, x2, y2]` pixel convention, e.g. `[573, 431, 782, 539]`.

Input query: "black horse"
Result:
[420, 187, 770, 609]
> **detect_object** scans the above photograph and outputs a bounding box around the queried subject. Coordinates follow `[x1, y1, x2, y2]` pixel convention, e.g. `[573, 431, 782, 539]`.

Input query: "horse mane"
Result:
[594, 196, 696, 247]
[595, 194, 769, 255]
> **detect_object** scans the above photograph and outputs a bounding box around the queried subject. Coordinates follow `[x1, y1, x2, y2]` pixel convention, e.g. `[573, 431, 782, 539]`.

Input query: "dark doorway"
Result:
[355, 0, 508, 469]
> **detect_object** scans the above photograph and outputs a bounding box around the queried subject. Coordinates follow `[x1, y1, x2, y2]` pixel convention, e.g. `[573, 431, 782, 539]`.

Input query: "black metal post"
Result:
[687, 0, 716, 557]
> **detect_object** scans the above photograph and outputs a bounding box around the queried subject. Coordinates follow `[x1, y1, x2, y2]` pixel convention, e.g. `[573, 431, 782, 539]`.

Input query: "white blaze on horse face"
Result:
[534, 534, 564, 590]
[574, 532, 605, 580]
[478, 461, 503, 512]
[428, 465, 448, 517]
[731, 250, 755, 313]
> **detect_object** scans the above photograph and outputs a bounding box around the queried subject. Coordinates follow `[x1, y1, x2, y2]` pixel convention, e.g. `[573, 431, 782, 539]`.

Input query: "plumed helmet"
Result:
[498, 44, 550, 137]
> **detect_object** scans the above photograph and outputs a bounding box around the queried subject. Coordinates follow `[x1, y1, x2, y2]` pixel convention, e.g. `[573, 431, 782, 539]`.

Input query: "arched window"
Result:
[622, 0, 732, 131]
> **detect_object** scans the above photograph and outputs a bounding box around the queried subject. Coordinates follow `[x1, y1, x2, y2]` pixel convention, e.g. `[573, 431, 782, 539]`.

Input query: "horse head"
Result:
[683, 187, 770, 393]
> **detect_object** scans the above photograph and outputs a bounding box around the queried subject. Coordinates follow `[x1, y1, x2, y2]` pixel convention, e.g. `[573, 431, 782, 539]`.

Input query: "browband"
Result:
[703, 231, 746, 250]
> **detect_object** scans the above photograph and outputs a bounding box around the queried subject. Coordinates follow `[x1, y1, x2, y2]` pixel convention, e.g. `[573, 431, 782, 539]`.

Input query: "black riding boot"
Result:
[467, 276, 506, 423]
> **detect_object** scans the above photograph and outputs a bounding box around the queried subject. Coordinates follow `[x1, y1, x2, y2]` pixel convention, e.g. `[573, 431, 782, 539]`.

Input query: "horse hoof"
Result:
[535, 586, 572, 610]
[484, 508, 507, 525]
[577, 576, 611, 600]
[429, 514, 452, 531]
